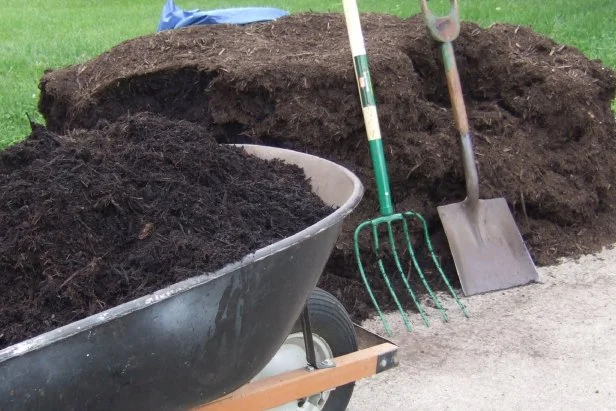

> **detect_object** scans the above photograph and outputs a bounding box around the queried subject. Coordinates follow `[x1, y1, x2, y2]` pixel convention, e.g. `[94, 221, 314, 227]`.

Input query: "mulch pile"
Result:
[3, 12, 616, 346]
[0, 113, 333, 350]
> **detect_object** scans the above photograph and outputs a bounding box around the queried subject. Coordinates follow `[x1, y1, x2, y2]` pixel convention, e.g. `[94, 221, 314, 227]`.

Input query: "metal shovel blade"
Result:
[437, 197, 538, 296]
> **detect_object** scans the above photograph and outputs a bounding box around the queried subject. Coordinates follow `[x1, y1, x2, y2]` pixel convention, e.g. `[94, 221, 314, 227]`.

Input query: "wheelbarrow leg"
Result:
[301, 304, 336, 370]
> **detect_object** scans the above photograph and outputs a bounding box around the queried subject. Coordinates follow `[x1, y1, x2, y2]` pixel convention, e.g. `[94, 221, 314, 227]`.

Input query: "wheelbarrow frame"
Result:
[196, 322, 398, 410]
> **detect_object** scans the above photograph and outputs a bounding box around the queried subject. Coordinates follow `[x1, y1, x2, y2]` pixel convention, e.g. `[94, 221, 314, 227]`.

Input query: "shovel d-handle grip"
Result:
[342, 0, 395, 216]
[420, 0, 461, 42]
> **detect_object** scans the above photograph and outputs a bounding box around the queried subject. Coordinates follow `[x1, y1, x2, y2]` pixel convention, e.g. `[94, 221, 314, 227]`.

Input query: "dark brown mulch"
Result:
[35, 12, 616, 321]
[0, 113, 333, 350]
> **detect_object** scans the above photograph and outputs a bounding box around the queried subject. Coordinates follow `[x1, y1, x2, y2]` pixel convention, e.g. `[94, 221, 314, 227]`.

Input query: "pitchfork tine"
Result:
[355, 223, 395, 336]
[406, 212, 470, 318]
[372, 223, 414, 332]
[386, 220, 432, 326]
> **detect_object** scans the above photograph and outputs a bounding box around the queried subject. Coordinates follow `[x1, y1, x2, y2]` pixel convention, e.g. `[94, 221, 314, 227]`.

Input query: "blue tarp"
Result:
[157, 0, 289, 31]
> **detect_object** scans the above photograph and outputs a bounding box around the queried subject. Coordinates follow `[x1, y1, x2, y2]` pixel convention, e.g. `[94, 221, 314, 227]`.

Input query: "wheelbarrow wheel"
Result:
[290, 287, 358, 411]
[253, 287, 358, 411]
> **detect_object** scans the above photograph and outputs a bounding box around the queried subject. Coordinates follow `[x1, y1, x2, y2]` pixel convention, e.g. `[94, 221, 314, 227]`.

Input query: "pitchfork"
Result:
[342, 0, 469, 336]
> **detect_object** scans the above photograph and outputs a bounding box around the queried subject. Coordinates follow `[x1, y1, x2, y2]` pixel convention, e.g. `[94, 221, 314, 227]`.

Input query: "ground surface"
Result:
[350, 246, 616, 410]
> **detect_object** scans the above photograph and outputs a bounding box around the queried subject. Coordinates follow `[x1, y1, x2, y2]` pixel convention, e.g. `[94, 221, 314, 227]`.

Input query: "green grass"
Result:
[1, 0, 614, 148]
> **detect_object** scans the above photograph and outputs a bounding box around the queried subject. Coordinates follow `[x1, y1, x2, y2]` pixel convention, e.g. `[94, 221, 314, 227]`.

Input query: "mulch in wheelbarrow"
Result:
[0, 113, 334, 350]
[36, 12, 616, 321]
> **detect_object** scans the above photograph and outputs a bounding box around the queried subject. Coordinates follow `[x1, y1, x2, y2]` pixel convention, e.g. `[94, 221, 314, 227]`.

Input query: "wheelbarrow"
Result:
[0, 144, 398, 411]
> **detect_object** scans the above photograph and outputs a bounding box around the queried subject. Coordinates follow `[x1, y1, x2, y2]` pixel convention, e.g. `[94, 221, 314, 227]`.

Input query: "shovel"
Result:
[420, 0, 539, 296]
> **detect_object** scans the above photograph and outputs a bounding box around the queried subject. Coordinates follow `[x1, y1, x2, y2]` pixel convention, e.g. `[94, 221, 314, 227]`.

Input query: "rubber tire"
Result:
[292, 287, 358, 411]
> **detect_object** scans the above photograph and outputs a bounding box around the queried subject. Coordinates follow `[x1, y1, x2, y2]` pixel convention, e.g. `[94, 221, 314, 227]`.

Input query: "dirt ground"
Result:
[349, 245, 616, 410]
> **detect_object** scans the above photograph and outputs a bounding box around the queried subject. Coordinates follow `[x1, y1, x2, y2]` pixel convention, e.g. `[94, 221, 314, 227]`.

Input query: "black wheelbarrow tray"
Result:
[0, 145, 399, 411]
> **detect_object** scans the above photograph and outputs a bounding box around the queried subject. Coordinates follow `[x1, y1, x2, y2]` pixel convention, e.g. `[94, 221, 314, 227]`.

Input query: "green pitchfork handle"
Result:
[342, 0, 395, 217]
[420, 0, 480, 205]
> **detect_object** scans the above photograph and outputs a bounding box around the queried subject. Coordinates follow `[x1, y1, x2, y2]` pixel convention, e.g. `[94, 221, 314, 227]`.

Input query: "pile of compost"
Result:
[0, 113, 333, 350]
[37, 13, 616, 320]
